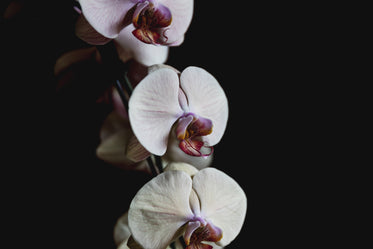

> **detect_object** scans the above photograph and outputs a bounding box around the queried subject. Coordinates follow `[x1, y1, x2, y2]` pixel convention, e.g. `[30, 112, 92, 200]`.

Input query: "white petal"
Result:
[78, 0, 136, 38]
[115, 26, 169, 66]
[128, 68, 183, 155]
[192, 168, 247, 246]
[128, 170, 194, 249]
[179, 67, 228, 146]
[159, 0, 193, 44]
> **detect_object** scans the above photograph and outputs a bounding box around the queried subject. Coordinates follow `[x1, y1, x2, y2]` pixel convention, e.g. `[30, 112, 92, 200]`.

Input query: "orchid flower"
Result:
[75, 0, 193, 65]
[128, 163, 247, 249]
[77, 0, 193, 45]
[128, 66, 228, 160]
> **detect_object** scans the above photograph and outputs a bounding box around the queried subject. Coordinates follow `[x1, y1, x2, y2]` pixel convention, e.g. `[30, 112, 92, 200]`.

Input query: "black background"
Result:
[2, 1, 339, 248]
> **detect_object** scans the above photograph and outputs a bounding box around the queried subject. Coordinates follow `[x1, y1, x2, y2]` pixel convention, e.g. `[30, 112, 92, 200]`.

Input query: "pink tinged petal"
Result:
[78, 0, 137, 38]
[114, 26, 169, 66]
[125, 135, 151, 162]
[75, 14, 112, 45]
[158, 0, 194, 45]
[128, 68, 183, 155]
[192, 168, 247, 247]
[128, 170, 194, 249]
[167, 35, 185, 46]
[180, 67, 229, 146]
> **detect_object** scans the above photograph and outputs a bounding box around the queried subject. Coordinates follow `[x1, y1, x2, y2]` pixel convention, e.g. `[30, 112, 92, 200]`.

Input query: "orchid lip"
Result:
[175, 113, 214, 157]
[183, 218, 223, 248]
[179, 139, 213, 157]
[131, 1, 172, 44]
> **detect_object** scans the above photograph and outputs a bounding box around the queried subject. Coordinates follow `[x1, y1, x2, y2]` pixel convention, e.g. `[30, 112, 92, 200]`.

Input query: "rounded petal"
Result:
[114, 26, 169, 66]
[128, 68, 183, 155]
[78, 0, 137, 38]
[128, 170, 194, 249]
[179, 67, 229, 146]
[125, 135, 151, 162]
[192, 168, 247, 246]
[159, 0, 193, 45]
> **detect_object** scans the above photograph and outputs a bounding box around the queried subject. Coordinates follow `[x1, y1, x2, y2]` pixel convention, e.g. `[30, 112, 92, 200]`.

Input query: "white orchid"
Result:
[128, 66, 228, 167]
[127, 163, 246, 249]
[75, 0, 194, 66]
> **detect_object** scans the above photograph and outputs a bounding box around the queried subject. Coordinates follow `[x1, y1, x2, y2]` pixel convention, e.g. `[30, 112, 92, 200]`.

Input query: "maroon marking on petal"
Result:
[179, 139, 213, 157]
[132, 28, 160, 44]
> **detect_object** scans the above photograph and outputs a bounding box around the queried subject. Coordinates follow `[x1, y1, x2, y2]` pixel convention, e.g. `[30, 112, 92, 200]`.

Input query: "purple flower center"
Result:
[184, 218, 223, 249]
[175, 113, 214, 157]
[131, 1, 172, 44]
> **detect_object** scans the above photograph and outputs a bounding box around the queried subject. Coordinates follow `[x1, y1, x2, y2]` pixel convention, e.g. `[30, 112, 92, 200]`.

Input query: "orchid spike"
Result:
[128, 66, 228, 160]
[128, 164, 247, 249]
